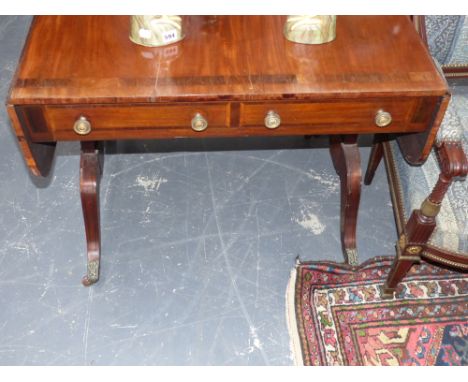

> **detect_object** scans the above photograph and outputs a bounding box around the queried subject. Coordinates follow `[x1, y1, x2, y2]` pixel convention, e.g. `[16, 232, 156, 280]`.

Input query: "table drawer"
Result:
[30, 103, 231, 141]
[239, 98, 430, 134]
[18, 97, 437, 142]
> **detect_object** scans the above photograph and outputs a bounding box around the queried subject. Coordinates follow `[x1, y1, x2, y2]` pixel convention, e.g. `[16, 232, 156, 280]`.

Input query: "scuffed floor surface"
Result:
[0, 16, 401, 365]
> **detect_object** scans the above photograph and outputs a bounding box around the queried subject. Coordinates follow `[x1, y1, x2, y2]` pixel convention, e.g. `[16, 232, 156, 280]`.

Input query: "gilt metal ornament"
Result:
[284, 16, 336, 45]
[130, 16, 184, 47]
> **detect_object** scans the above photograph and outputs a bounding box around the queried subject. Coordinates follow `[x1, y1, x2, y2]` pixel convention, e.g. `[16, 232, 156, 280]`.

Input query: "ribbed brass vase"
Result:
[129, 16, 184, 47]
[284, 16, 336, 45]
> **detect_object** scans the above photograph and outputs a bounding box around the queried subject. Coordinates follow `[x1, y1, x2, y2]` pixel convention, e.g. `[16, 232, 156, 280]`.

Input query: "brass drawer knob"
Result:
[264, 110, 281, 129]
[375, 110, 392, 128]
[73, 116, 92, 135]
[191, 113, 208, 132]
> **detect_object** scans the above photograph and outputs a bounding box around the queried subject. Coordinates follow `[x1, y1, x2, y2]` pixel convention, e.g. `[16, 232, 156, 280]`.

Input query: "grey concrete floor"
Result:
[0, 16, 400, 365]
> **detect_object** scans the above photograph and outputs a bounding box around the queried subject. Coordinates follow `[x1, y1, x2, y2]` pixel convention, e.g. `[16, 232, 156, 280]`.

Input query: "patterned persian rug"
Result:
[286, 257, 468, 366]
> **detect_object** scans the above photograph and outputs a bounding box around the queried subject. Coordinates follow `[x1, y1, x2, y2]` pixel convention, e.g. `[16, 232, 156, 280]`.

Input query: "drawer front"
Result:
[238, 98, 431, 134]
[35, 103, 231, 140]
[18, 97, 438, 142]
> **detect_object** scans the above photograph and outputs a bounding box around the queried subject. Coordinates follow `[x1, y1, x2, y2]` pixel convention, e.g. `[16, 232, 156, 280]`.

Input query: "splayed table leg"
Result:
[80, 142, 104, 286]
[329, 135, 361, 265]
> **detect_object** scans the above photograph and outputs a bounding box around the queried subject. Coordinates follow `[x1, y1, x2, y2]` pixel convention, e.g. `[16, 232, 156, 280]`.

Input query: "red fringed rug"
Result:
[286, 257, 468, 366]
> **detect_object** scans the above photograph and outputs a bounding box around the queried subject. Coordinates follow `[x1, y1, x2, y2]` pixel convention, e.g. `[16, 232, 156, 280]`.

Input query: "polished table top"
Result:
[10, 16, 447, 105]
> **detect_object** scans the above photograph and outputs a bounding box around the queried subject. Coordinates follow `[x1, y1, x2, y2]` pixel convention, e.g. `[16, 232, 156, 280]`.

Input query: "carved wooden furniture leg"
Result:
[382, 142, 468, 298]
[364, 135, 385, 185]
[329, 135, 361, 265]
[80, 142, 104, 286]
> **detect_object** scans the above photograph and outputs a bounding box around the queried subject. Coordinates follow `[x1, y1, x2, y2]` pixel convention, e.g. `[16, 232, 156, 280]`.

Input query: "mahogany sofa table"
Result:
[7, 16, 449, 285]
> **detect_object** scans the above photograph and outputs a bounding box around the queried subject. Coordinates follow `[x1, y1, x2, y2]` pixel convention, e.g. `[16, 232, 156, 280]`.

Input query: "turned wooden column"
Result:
[382, 142, 468, 298]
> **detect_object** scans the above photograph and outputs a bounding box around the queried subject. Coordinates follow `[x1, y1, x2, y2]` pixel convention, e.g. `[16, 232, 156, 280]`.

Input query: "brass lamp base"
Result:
[129, 16, 184, 47]
[284, 16, 336, 45]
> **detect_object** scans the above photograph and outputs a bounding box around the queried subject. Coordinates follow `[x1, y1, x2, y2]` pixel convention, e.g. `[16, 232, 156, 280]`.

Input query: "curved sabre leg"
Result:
[329, 135, 361, 265]
[364, 136, 384, 185]
[80, 142, 104, 286]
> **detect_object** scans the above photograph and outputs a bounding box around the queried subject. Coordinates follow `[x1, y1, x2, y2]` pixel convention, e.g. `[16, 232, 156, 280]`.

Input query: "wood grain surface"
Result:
[9, 16, 447, 105]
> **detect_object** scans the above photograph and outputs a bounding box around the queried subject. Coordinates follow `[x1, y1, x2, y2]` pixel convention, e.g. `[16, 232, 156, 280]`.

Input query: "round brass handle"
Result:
[375, 110, 392, 128]
[73, 116, 92, 135]
[191, 113, 208, 132]
[264, 110, 281, 129]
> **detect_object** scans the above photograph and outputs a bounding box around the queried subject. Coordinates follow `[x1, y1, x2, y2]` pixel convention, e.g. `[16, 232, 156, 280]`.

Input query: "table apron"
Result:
[15, 97, 440, 142]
